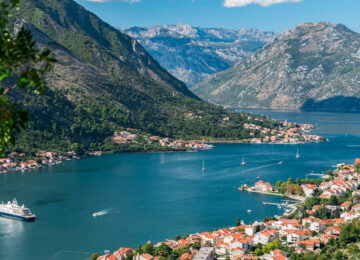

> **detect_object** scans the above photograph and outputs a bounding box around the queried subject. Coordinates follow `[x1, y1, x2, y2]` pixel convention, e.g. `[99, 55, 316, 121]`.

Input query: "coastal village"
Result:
[243, 121, 324, 144]
[0, 130, 214, 174]
[0, 151, 79, 174]
[111, 130, 214, 151]
[96, 158, 360, 260]
[0, 120, 321, 175]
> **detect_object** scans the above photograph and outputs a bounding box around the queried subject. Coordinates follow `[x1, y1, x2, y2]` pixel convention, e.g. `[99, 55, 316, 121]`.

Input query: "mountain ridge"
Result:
[122, 24, 276, 86]
[192, 22, 360, 111]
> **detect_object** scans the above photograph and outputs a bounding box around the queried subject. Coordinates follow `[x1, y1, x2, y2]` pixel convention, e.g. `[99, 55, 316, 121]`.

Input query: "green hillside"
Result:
[7, 0, 277, 154]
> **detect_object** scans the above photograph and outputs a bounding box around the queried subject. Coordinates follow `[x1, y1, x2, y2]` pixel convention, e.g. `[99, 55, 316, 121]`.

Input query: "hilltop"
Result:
[193, 22, 360, 111]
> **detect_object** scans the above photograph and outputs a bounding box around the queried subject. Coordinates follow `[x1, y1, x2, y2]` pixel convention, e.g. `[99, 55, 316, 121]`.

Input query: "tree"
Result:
[143, 242, 155, 255]
[236, 217, 241, 226]
[155, 243, 172, 257]
[0, 0, 55, 155]
[90, 253, 99, 260]
[263, 239, 280, 254]
[329, 195, 339, 206]
[71, 142, 85, 155]
[254, 248, 262, 256]
[355, 163, 360, 173]
[174, 235, 182, 241]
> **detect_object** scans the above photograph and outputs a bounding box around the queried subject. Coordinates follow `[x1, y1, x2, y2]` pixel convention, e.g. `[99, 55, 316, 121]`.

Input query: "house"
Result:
[302, 217, 320, 227]
[231, 247, 245, 257]
[245, 225, 256, 236]
[341, 211, 359, 222]
[297, 240, 320, 251]
[114, 248, 135, 260]
[321, 234, 338, 244]
[286, 230, 304, 244]
[253, 180, 274, 192]
[325, 226, 341, 235]
[351, 203, 360, 212]
[340, 201, 351, 211]
[310, 221, 326, 233]
[253, 230, 279, 245]
[262, 249, 288, 260]
[135, 253, 154, 260]
[301, 184, 317, 197]
[192, 247, 214, 260]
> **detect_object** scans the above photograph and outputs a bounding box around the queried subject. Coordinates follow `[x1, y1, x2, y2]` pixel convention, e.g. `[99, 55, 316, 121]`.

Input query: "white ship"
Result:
[0, 198, 36, 221]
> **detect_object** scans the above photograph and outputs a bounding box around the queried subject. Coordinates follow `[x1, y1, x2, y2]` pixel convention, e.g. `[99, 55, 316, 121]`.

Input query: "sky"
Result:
[75, 0, 360, 33]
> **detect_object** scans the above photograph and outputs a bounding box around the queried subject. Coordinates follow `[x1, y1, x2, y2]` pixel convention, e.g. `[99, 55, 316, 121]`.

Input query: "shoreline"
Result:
[239, 188, 306, 202]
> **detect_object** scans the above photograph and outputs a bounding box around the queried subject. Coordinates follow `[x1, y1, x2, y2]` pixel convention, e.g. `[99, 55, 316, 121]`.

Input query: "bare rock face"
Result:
[122, 24, 275, 87]
[193, 22, 360, 111]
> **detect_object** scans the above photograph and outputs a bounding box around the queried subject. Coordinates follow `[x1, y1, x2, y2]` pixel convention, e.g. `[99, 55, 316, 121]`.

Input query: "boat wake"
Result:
[92, 208, 112, 218]
[347, 144, 360, 147]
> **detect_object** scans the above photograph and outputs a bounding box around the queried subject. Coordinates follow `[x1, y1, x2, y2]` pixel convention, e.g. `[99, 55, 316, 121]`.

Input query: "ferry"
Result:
[0, 199, 36, 221]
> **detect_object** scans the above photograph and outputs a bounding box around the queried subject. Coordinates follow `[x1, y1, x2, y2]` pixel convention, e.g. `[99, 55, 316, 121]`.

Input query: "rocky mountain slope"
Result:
[7, 0, 273, 152]
[123, 24, 275, 86]
[192, 22, 360, 111]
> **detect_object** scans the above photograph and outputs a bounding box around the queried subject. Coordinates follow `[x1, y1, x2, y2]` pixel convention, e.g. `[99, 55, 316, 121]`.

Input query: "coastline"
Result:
[239, 188, 306, 202]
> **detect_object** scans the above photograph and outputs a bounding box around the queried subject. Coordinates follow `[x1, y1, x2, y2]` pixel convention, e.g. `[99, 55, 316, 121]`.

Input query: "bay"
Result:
[1, 110, 360, 260]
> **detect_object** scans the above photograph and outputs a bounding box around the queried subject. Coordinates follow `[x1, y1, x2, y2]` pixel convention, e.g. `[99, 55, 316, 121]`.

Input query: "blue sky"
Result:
[76, 0, 360, 33]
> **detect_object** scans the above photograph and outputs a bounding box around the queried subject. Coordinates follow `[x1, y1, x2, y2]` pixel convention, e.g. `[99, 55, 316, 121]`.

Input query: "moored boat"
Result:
[0, 199, 36, 221]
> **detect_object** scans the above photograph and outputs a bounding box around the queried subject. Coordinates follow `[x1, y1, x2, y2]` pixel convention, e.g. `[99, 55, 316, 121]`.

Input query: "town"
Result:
[111, 130, 215, 151]
[244, 121, 324, 144]
[95, 158, 360, 260]
[0, 151, 80, 174]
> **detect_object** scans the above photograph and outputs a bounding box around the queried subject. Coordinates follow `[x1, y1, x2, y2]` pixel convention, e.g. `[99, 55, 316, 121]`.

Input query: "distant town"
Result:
[243, 121, 324, 144]
[95, 158, 360, 260]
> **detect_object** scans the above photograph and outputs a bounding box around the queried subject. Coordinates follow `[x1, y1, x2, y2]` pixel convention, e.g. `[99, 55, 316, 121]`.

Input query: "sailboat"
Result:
[241, 156, 246, 165]
[202, 160, 206, 171]
[296, 148, 300, 159]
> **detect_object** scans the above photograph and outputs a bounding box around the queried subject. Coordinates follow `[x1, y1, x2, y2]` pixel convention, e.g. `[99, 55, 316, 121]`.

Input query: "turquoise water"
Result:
[1, 110, 360, 260]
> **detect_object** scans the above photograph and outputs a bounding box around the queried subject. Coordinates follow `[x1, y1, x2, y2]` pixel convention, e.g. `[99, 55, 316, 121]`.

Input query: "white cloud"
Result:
[84, 0, 141, 3]
[223, 0, 302, 7]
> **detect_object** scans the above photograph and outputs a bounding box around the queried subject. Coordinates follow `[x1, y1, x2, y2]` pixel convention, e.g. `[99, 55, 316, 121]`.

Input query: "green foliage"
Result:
[263, 239, 280, 254]
[236, 217, 241, 226]
[263, 216, 277, 222]
[254, 248, 262, 256]
[355, 163, 360, 173]
[339, 219, 360, 244]
[90, 253, 99, 260]
[329, 195, 339, 206]
[154, 243, 172, 257]
[0, 0, 55, 155]
[143, 242, 155, 256]
[313, 207, 331, 219]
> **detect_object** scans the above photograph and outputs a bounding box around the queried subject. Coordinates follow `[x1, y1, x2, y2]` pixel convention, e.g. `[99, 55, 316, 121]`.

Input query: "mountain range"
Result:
[122, 24, 275, 86]
[193, 22, 360, 111]
[8, 0, 271, 153]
